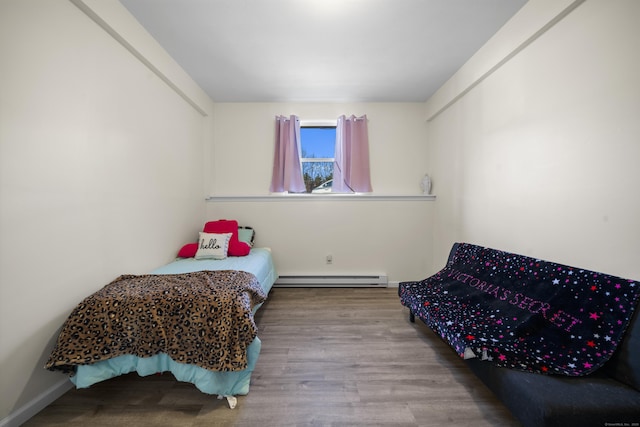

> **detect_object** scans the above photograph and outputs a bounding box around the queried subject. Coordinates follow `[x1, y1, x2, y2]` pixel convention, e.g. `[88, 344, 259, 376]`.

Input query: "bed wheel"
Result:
[409, 311, 415, 323]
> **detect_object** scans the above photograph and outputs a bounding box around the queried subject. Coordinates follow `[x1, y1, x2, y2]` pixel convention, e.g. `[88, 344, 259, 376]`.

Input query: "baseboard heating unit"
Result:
[274, 275, 388, 288]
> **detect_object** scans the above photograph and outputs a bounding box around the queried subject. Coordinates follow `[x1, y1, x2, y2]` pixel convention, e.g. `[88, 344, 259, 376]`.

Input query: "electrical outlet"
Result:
[326, 254, 333, 265]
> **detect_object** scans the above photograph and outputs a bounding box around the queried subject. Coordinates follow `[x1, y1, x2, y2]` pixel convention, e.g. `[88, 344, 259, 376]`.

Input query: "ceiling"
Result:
[119, 0, 528, 103]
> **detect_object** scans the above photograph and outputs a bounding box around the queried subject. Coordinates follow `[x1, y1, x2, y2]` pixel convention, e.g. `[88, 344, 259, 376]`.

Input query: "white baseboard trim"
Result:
[387, 281, 400, 288]
[0, 379, 73, 427]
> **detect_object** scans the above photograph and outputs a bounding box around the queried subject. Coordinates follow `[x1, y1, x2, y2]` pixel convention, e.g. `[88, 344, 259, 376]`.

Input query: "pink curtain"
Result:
[269, 115, 306, 193]
[333, 115, 373, 193]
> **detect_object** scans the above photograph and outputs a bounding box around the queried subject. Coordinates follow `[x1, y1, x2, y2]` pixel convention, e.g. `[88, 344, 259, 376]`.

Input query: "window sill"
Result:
[206, 194, 436, 202]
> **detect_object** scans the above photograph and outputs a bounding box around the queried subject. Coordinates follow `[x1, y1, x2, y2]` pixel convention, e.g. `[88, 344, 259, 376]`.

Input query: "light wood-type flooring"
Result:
[25, 288, 520, 426]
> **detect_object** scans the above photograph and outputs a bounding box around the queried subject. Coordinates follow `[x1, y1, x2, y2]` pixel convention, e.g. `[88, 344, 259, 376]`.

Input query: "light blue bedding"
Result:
[72, 248, 277, 397]
[151, 247, 277, 306]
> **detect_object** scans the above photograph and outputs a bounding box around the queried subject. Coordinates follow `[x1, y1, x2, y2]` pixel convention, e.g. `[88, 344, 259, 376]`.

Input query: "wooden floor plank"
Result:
[25, 288, 520, 426]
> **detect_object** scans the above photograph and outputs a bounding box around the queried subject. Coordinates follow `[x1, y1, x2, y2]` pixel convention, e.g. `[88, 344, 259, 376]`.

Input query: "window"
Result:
[300, 121, 336, 193]
[270, 115, 371, 194]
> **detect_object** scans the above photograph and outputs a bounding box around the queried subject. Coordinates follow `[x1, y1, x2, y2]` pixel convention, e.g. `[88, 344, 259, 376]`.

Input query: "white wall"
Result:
[0, 0, 212, 423]
[206, 103, 434, 282]
[426, 0, 640, 280]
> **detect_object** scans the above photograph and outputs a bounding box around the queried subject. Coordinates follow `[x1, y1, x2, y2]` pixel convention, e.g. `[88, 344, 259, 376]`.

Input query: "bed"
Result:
[45, 221, 277, 408]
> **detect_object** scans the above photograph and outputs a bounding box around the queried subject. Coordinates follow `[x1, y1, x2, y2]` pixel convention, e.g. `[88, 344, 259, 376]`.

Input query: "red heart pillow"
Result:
[177, 242, 198, 258]
[203, 219, 250, 256]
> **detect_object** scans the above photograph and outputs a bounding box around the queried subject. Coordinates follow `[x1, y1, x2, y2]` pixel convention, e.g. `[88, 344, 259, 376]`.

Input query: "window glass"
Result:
[300, 126, 335, 193]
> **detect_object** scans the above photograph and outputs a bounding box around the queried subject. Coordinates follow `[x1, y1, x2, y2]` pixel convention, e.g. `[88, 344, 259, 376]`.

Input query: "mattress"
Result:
[151, 247, 277, 304]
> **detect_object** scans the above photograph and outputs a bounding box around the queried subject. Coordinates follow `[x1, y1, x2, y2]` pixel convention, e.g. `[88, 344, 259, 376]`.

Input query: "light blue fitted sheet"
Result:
[72, 248, 277, 397]
[151, 247, 277, 305]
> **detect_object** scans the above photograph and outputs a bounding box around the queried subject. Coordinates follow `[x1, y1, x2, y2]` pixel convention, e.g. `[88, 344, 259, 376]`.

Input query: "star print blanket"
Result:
[399, 243, 640, 376]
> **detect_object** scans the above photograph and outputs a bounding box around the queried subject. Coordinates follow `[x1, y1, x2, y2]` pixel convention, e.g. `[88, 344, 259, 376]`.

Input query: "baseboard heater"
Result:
[274, 275, 388, 288]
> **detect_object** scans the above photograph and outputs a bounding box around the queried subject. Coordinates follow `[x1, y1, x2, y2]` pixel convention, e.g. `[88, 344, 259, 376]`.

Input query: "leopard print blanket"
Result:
[45, 270, 266, 374]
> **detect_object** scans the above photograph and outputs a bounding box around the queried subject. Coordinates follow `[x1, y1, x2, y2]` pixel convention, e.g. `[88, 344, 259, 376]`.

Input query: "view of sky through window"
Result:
[300, 127, 335, 158]
[300, 126, 335, 192]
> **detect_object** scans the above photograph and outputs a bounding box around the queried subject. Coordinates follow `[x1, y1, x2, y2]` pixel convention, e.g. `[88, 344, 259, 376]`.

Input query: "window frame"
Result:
[299, 119, 337, 194]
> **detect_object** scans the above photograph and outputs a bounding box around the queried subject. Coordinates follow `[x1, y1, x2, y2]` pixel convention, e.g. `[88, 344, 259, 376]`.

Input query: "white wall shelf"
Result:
[206, 194, 436, 202]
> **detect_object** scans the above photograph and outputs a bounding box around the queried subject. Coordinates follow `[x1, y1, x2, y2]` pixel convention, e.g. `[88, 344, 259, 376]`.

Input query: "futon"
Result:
[399, 242, 640, 426]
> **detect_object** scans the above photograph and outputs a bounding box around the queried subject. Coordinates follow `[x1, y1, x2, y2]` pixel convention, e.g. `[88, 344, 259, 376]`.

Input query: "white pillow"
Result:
[195, 232, 232, 260]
